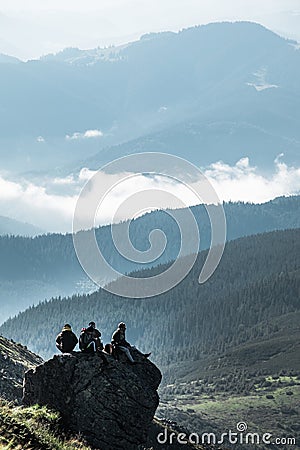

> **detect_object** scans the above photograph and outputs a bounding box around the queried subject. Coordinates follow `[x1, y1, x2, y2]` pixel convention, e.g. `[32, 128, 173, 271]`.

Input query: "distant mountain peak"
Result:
[140, 31, 176, 41]
[40, 43, 129, 66]
[38, 21, 287, 67]
[0, 53, 21, 64]
[0, 215, 43, 237]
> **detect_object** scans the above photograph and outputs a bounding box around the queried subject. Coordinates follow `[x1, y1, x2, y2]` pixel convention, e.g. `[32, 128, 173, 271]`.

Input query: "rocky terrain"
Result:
[0, 335, 42, 402]
[24, 349, 162, 450]
[0, 334, 215, 449]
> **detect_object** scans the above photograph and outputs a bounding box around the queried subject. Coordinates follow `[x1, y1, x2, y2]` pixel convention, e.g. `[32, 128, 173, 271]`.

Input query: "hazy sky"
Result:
[0, 0, 300, 60]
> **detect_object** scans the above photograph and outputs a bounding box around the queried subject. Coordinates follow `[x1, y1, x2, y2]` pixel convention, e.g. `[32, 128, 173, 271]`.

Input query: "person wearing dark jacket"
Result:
[80, 321, 109, 366]
[56, 324, 78, 353]
[111, 322, 151, 363]
[84, 321, 103, 352]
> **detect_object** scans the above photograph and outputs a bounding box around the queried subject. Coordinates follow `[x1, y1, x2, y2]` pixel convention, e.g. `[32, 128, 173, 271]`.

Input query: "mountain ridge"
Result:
[0, 195, 299, 324]
[39, 22, 290, 67]
[0, 53, 21, 64]
[1, 21, 299, 172]
[1, 227, 299, 360]
[0, 215, 44, 237]
[0, 334, 42, 402]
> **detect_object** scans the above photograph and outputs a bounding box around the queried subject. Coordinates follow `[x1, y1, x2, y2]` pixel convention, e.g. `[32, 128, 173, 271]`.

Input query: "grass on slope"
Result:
[159, 314, 300, 449]
[0, 400, 91, 450]
[159, 384, 299, 449]
[0, 400, 208, 450]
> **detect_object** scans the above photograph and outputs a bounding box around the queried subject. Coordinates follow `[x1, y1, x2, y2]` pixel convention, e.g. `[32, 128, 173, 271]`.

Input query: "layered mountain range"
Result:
[0, 22, 299, 173]
[1, 227, 299, 362]
[0, 195, 299, 324]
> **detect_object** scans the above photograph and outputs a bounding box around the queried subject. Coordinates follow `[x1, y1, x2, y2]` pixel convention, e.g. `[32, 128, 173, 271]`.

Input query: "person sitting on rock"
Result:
[111, 322, 151, 364]
[79, 321, 108, 366]
[56, 324, 78, 353]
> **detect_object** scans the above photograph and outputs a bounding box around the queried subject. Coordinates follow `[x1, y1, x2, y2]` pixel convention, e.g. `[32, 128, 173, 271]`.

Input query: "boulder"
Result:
[23, 350, 162, 450]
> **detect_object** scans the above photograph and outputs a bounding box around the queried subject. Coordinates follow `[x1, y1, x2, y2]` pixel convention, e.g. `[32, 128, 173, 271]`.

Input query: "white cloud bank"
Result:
[66, 129, 103, 140]
[0, 176, 76, 232]
[204, 156, 300, 202]
[0, 156, 299, 233]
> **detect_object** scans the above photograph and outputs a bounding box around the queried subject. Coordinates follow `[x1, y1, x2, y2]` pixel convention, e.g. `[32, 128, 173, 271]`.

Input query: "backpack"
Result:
[79, 328, 93, 351]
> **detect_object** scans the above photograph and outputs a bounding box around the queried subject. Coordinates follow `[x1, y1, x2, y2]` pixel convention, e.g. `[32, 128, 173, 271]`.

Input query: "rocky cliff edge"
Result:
[23, 350, 162, 450]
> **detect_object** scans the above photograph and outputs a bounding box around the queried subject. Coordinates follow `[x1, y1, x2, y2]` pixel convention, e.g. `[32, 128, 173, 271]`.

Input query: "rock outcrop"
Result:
[0, 335, 43, 403]
[23, 350, 162, 450]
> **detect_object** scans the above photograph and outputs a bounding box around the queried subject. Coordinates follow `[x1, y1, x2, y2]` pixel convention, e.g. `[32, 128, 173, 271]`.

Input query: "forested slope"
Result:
[1, 228, 299, 364]
[0, 196, 299, 324]
[1, 196, 299, 282]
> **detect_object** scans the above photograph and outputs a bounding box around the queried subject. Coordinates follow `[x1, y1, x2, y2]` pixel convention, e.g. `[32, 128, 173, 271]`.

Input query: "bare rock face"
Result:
[23, 350, 162, 450]
[0, 335, 43, 403]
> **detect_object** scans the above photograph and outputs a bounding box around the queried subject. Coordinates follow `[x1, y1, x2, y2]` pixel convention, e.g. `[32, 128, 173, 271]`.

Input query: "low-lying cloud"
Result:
[0, 176, 76, 232]
[204, 155, 300, 202]
[0, 155, 299, 233]
[66, 129, 103, 140]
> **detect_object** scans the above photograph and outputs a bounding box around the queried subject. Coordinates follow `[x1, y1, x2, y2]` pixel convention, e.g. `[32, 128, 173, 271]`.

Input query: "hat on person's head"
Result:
[118, 322, 126, 329]
[62, 324, 71, 331]
[89, 321, 96, 328]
